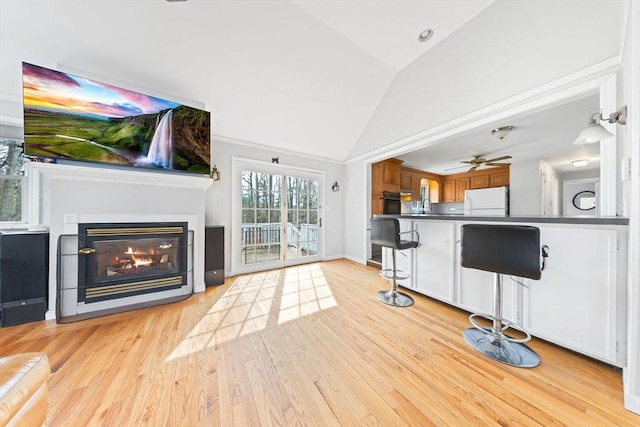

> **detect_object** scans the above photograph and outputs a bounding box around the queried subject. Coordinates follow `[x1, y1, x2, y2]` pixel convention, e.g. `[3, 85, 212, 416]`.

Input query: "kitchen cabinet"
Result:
[400, 171, 411, 190]
[410, 174, 422, 201]
[490, 170, 510, 187]
[443, 180, 456, 202]
[413, 221, 456, 303]
[522, 226, 626, 366]
[470, 174, 490, 189]
[455, 177, 469, 202]
[381, 218, 627, 367]
[442, 176, 470, 202]
[383, 159, 402, 185]
[371, 162, 384, 215]
[443, 166, 509, 202]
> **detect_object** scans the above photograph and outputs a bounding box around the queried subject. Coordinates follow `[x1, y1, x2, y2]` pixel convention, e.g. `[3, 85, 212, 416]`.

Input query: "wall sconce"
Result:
[210, 165, 220, 181]
[490, 125, 514, 141]
[574, 105, 627, 144]
[571, 159, 589, 167]
[331, 181, 340, 192]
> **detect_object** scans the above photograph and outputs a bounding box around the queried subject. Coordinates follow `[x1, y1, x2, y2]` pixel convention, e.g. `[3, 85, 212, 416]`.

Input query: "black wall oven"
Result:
[382, 191, 401, 215]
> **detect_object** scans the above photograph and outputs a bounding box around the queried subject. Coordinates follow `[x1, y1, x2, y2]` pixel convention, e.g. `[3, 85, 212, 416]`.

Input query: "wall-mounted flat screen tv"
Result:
[22, 62, 211, 175]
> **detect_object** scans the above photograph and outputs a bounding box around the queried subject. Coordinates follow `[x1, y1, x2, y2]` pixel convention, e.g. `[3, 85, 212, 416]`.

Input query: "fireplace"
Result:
[78, 222, 188, 303]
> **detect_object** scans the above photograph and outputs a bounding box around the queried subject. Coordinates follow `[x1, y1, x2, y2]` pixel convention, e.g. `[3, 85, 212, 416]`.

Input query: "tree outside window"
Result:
[0, 138, 25, 222]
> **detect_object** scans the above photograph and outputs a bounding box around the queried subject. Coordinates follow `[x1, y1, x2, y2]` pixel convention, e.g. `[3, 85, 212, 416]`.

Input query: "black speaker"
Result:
[0, 231, 49, 326]
[205, 226, 225, 286]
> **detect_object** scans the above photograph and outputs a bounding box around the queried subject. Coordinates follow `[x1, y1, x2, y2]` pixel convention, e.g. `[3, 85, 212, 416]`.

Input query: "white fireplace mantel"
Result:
[25, 162, 212, 320]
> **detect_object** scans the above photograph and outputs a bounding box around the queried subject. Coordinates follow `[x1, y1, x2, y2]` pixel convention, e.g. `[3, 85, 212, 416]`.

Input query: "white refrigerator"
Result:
[463, 186, 509, 216]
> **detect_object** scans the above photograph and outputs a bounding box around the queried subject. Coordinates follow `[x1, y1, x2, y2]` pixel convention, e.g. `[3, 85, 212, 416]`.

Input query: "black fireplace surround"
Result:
[77, 222, 188, 303]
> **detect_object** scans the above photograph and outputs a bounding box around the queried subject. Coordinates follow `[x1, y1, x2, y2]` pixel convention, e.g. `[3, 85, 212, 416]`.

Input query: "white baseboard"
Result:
[624, 393, 640, 415]
[323, 254, 345, 261]
[344, 255, 366, 265]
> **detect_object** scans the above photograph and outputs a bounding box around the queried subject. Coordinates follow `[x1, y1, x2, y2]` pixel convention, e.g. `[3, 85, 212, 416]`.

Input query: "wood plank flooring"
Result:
[1, 259, 638, 426]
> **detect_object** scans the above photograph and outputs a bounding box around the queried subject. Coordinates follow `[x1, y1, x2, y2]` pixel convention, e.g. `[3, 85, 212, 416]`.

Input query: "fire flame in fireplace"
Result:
[124, 247, 167, 268]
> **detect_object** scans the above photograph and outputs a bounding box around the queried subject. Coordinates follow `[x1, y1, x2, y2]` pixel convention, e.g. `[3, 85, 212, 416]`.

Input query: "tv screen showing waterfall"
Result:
[21, 62, 211, 175]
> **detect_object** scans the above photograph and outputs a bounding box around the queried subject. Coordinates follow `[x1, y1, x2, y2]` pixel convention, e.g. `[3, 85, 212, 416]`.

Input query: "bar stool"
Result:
[460, 224, 547, 368]
[370, 217, 420, 307]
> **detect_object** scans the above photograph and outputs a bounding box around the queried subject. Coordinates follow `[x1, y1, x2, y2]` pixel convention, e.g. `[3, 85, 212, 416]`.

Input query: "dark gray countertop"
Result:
[375, 214, 629, 226]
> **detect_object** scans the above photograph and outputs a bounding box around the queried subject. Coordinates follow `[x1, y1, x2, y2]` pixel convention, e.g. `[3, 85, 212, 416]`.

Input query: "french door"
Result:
[232, 159, 323, 273]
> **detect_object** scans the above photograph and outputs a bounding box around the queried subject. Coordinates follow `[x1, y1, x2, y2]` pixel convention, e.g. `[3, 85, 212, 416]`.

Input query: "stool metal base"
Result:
[376, 290, 414, 307]
[463, 328, 540, 368]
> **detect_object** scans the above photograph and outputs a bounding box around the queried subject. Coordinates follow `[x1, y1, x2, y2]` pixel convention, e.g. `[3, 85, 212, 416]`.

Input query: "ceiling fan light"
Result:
[571, 159, 589, 167]
[573, 121, 614, 144]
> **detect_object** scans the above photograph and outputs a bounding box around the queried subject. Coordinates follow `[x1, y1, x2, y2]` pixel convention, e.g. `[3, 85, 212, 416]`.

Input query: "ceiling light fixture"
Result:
[490, 125, 514, 141]
[418, 29, 434, 42]
[574, 106, 627, 144]
[571, 159, 589, 167]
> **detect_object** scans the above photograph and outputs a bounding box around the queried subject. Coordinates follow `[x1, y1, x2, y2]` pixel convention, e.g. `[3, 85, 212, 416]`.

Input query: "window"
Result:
[0, 138, 26, 222]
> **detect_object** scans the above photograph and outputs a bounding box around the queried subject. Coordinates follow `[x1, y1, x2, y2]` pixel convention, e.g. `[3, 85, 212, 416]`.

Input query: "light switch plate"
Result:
[621, 158, 631, 181]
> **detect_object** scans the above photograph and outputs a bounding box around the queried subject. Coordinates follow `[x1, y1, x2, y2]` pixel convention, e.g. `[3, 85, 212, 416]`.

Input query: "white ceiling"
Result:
[0, 0, 624, 167]
[0, 0, 497, 162]
[396, 94, 602, 175]
[291, 0, 494, 72]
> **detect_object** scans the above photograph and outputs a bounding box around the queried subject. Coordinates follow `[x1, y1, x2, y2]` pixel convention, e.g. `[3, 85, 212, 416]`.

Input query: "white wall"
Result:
[348, 0, 625, 160]
[509, 159, 541, 215]
[563, 179, 598, 216]
[205, 138, 345, 275]
[343, 160, 367, 264]
[621, 0, 640, 415]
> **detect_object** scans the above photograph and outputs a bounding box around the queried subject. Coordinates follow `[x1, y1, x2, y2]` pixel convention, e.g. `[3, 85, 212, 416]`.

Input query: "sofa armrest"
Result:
[0, 352, 50, 427]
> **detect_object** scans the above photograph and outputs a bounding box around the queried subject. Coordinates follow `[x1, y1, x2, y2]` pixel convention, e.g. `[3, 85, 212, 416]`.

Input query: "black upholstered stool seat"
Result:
[461, 224, 546, 368]
[370, 217, 419, 307]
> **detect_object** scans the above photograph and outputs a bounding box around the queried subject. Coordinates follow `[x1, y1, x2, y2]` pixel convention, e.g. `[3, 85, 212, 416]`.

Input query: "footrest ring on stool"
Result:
[468, 313, 532, 344]
[379, 269, 409, 281]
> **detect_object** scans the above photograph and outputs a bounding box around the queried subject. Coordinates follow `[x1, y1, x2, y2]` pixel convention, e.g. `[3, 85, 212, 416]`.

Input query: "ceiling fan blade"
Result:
[468, 165, 478, 172]
[485, 162, 511, 167]
[460, 161, 473, 164]
[484, 155, 512, 163]
[444, 165, 469, 171]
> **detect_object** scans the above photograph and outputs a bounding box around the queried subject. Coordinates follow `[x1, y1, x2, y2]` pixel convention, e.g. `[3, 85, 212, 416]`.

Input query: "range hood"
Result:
[400, 188, 413, 195]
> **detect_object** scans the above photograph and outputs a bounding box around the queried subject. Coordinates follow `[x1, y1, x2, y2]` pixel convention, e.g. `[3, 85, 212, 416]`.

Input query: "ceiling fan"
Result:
[446, 155, 512, 172]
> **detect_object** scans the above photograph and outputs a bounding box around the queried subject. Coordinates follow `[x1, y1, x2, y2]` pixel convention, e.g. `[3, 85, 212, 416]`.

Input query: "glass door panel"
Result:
[241, 170, 283, 266]
[285, 174, 320, 265]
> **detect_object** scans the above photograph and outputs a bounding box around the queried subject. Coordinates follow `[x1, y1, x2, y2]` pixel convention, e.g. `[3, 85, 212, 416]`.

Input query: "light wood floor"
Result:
[2, 259, 638, 426]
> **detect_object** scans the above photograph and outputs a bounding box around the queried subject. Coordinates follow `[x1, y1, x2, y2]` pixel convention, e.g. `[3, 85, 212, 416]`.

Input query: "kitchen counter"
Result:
[376, 213, 629, 226]
[377, 213, 629, 367]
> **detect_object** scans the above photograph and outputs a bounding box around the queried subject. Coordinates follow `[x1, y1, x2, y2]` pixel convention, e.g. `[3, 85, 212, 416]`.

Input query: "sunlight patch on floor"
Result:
[278, 264, 337, 325]
[165, 263, 336, 361]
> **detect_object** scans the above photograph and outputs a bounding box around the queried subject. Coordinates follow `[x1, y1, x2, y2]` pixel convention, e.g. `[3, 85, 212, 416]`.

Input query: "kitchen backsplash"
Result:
[430, 202, 464, 214]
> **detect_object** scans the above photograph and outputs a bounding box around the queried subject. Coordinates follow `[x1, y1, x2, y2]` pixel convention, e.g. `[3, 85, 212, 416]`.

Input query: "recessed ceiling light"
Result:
[418, 29, 434, 43]
[571, 159, 589, 167]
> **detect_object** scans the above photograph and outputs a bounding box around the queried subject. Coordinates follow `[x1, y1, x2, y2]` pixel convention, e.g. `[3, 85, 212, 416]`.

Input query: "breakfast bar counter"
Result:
[376, 213, 629, 226]
[375, 214, 629, 367]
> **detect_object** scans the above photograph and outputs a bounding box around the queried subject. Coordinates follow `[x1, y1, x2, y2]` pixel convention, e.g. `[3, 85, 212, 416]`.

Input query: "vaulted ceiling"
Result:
[0, 1, 626, 164]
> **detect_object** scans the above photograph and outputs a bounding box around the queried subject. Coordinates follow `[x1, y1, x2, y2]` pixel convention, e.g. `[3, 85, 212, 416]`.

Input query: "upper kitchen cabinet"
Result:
[372, 158, 404, 215]
[401, 167, 443, 202]
[443, 166, 510, 202]
[382, 158, 403, 188]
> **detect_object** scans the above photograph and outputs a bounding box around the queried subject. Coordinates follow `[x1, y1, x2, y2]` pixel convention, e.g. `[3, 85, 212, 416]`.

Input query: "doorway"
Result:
[232, 159, 323, 274]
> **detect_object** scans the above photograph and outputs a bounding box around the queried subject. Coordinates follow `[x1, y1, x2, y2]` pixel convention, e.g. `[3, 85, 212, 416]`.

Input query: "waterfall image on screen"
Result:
[142, 110, 173, 168]
[22, 62, 211, 175]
